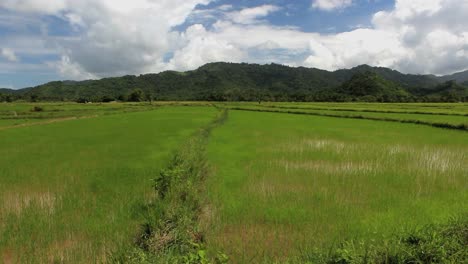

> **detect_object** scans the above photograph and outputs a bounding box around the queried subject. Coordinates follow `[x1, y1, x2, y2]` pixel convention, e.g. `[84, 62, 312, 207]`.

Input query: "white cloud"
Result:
[1, 48, 18, 62]
[0, 0, 66, 14]
[168, 24, 246, 70]
[226, 5, 280, 24]
[0, 0, 213, 79]
[2, 0, 468, 82]
[312, 0, 353, 11]
[53, 55, 97, 80]
[370, 0, 468, 74]
[174, 0, 468, 75]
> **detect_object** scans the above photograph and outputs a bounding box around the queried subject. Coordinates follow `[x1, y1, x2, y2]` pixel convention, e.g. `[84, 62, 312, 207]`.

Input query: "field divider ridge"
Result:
[259, 104, 468, 116]
[113, 107, 229, 263]
[228, 106, 468, 132]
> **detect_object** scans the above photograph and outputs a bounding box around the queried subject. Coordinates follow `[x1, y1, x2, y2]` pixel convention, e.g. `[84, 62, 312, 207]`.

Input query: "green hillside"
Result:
[3, 62, 468, 102]
[330, 71, 410, 102]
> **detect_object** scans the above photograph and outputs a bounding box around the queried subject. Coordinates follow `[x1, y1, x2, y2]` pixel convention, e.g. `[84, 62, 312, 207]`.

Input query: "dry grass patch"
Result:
[270, 159, 378, 175]
[1, 190, 60, 217]
[213, 223, 300, 262]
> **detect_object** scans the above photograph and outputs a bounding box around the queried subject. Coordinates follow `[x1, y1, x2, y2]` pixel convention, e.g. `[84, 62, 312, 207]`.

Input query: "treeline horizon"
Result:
[1, 62, 468, 103]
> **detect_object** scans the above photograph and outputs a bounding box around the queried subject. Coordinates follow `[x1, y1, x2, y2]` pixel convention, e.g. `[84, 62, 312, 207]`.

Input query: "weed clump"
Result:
[31, 106, 44, 112]
[300, 217, 468, 264]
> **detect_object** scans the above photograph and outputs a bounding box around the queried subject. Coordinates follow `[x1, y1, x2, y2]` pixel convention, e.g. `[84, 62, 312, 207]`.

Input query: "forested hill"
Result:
[2, 62, 468, 102]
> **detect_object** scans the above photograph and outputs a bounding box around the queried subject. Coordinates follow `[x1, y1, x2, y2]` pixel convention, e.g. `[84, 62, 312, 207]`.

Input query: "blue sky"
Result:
[0, 0, 467, 89]
[190, 0, 395, 33]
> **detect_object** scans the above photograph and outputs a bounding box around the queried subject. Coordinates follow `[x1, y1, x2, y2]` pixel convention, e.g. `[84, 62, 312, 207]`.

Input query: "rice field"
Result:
[223, 103, 468, 130]
[0, 102, 467, 263]
[205, 108, 468, 262]
[0, 105, 216, 263]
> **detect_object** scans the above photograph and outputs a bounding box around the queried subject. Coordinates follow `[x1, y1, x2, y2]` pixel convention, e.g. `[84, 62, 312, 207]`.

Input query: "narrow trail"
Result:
[228, 107, 468, 132]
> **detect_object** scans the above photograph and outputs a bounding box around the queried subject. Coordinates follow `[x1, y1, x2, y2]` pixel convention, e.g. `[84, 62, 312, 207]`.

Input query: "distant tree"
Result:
[359, 95, 378, 102]
[76, 98, 89, 104]
[144, 91, 155, 104]
[101, 95, 114, 103]
[127, 89, 143, 102]
[117, 94, 127, 102]
[29, 94, 38, 102]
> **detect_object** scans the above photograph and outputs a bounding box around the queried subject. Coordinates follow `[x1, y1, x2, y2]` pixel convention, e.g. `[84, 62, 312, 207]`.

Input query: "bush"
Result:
[101, 95, 115, 102]
[301, 217, 468, 264]
[128, 89, 144, 102]
[31, 106, 44, 112]
[76, 98, 89, 104]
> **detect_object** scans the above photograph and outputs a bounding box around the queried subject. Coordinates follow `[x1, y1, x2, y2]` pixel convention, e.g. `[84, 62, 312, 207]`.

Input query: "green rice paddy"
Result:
[0, 105, 216, 263]
[0, 102, 467, 263]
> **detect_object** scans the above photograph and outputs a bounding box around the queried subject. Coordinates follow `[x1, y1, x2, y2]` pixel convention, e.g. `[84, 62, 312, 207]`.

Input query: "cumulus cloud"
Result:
[312, 0, 353, 11]
[168, 24, 246, 70]
[1, 0, 468, 81]
[1, 48, 18, 62]
[371, 0, 468, 74]
[178, 0, 468, 75]
[226, 5, 280, 24]
[1, 0, 213, 79]
[0, 0, 66, 14]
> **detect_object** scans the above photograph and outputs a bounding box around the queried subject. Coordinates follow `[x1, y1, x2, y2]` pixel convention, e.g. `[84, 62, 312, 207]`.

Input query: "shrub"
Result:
[301, 217, 468, 264]
[31, 106, 44, 112]
[128, 89, 144, 102]
[101, 95, 115, 102]
[76, 98, 89, 104]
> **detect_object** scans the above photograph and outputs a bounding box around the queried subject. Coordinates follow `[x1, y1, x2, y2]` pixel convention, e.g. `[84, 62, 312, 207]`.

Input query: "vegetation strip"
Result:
[114, 108, 229, 263]
[229, 107, 468, 131]
[260, 104, 468, 116]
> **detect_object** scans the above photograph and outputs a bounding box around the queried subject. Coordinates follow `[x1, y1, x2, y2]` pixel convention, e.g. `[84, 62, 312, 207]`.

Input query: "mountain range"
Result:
[1, 63, 467, 102]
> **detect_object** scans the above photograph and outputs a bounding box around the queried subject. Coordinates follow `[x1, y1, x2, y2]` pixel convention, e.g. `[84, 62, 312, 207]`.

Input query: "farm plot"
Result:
[224, 103, 468, 130]
[0, 106, 216, 263]
[205, 110, 468, 262]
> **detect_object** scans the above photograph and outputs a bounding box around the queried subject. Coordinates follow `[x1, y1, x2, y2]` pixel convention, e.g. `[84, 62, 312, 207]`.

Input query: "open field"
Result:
[0, 102, 214, 129]
[0, 105, 216, 263]
[0, 102, 467, 263]
[0, 102, 156, 129]
[205, 110, 468, 262]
